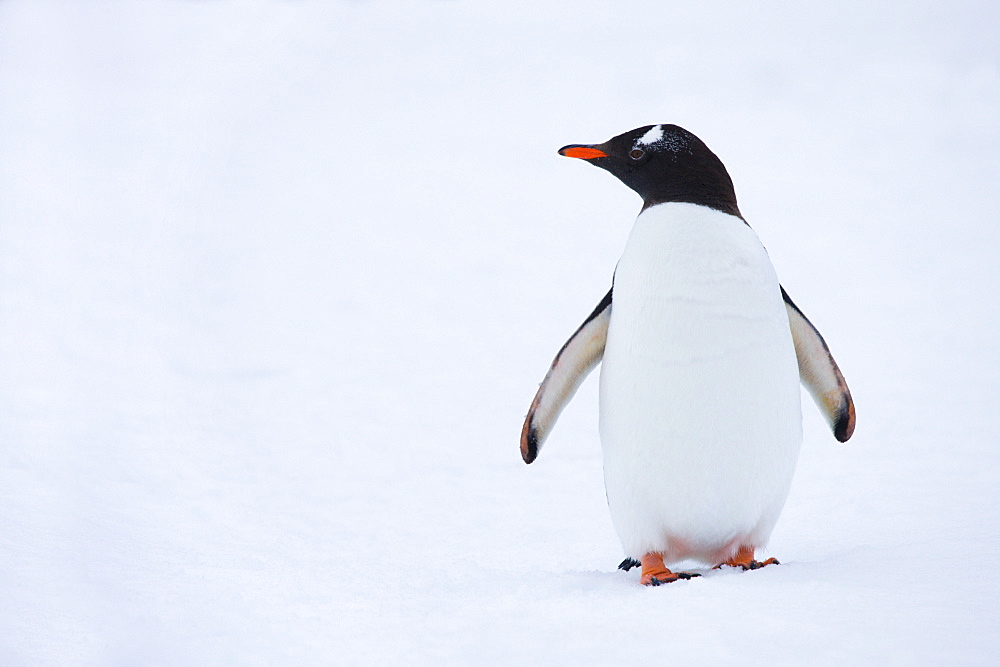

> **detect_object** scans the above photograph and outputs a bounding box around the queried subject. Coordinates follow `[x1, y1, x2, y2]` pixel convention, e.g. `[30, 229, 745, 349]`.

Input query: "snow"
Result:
[1, 0, 998, 664]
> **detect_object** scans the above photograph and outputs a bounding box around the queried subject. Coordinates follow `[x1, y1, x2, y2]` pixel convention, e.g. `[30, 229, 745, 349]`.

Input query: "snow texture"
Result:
[1, 0, 999, 664]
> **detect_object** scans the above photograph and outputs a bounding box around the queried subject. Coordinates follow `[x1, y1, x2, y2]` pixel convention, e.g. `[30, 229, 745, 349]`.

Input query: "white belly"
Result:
[599, 202, 802, 564]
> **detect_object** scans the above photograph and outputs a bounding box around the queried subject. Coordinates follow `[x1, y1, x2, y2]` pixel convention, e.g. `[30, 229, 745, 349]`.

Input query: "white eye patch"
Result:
[636, 125, 664, 146]
[633, 125, 692, 155]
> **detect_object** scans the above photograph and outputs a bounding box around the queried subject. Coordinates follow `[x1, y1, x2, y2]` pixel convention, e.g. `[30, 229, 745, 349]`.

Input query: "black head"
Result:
[559, 124, 741, 218]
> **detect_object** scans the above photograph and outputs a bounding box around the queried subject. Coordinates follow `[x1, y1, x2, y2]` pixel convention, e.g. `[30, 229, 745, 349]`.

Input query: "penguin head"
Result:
[559, 124, 741, 217]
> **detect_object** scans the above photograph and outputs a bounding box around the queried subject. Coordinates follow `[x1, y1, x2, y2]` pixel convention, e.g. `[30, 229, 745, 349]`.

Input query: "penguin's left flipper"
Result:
[782, 287, 856, 442]
[520, 288, 612, 463]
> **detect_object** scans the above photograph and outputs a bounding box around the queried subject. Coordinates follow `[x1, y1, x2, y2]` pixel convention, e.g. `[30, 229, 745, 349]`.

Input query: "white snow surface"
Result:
[1, 1, 998, 664]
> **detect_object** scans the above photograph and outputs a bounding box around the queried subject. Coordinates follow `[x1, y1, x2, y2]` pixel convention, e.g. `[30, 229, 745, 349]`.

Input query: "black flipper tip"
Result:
[521, 426, 538, 464]
[833, 398, 856, 442]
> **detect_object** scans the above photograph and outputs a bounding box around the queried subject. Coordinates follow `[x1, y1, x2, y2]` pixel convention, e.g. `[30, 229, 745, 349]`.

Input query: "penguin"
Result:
[520, 124, 855, 586]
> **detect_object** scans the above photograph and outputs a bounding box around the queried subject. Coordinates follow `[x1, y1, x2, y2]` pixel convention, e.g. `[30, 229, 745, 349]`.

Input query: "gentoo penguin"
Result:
[520, 124, 855, 586]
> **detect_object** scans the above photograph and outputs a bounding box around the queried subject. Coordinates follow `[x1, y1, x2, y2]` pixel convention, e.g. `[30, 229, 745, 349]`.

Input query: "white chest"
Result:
[598, 202, 802, 560]
[610, 203, 789, 360]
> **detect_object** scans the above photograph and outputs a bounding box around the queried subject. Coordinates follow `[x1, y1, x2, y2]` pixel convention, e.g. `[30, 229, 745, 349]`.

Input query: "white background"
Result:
[1, 1, 997, 663]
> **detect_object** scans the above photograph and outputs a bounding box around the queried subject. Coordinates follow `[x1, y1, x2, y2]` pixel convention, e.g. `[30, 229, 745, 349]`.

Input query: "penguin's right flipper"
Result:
[782, 287, 856, 442]
[520, 288, 612, 463]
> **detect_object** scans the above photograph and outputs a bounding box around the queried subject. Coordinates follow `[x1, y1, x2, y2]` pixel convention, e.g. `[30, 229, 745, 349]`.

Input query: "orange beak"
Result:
[558, 145, 607, 159]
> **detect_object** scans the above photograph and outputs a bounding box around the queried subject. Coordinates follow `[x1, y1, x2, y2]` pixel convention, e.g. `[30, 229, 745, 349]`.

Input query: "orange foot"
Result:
[713, 545, 780, 571]
[639, 552, 701, 586]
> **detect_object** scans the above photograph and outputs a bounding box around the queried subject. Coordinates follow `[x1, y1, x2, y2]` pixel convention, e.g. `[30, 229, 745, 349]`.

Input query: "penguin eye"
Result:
[629, 149, 645, 160]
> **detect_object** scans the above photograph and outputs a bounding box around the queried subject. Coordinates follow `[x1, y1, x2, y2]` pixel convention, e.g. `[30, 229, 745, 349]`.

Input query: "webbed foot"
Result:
[713, 546, 780, 571]
[639, 552, 701, 586]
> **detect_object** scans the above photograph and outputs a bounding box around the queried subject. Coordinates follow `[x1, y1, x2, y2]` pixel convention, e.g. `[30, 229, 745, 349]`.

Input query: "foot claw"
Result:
[642, 571, 699, 586]
[714, 555, 781, 571]
[618, 558, 641, 572]
[638, 552, 699, 586]
[641, 572, 677, 585]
